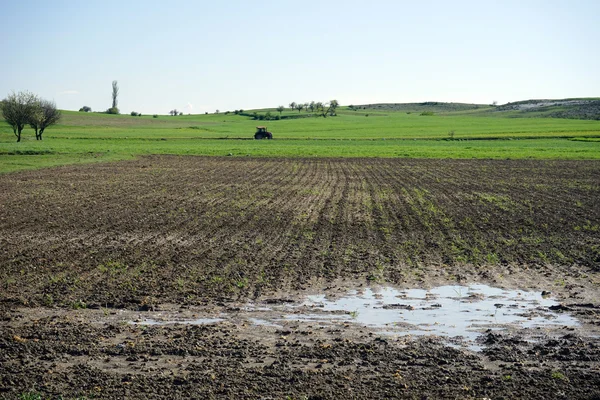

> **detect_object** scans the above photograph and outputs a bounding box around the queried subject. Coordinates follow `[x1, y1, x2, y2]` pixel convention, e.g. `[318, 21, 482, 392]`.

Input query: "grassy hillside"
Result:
[1, 106, 600, 173]
[354, 102, 491, 113]
[493, 99, 600, 120]
[356, 98, 600, 120]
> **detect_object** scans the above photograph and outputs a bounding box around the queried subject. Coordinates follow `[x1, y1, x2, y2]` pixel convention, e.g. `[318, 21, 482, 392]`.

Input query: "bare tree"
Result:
[276, 105, 284, 115]
[0, 91, 39, 142]
[29, 99, 61, 140]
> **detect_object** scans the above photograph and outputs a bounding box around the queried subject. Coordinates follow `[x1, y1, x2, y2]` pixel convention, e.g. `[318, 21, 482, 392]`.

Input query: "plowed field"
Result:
[1, 156, 599, 399]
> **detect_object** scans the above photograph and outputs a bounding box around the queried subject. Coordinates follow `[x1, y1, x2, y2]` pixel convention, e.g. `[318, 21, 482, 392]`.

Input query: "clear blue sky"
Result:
[2, 0, 599, 114]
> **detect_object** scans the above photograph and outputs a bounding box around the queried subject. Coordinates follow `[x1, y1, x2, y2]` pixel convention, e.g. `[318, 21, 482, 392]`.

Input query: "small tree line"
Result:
[288, 100, 339, 117]
[1, 91, 61, 142]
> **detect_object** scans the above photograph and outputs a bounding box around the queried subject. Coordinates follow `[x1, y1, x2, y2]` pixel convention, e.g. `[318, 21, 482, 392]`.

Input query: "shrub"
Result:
[130, 111, 139, 116]
[420, 111, 435, 116]
[153, 114, 158, 118]
[79, 106, 92, 112]
[106, 107, 119, 115]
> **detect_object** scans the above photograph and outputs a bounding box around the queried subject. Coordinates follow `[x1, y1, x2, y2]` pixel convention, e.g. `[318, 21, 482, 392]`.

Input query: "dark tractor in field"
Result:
[254, 126, 273, 140]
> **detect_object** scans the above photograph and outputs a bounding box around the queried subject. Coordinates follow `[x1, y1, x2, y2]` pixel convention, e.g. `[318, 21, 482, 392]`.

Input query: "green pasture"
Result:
[1, 107, 600, 173]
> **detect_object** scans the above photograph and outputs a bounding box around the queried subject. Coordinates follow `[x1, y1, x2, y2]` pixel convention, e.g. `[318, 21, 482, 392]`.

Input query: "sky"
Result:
[1, 0, 599, 115]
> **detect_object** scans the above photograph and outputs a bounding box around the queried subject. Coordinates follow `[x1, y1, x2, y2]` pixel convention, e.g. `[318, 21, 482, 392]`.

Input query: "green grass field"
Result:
[1, 106, 600, 173]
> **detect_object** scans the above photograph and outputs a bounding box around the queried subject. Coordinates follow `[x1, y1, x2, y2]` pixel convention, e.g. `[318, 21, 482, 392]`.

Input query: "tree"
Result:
[309, 101, 315, 113]
[295, 102, 303, 113]
[0, 91, 39, 142]
[276, 105, 284, 115]
[29, 99, 61, 140]
[316, 100, 339, 118]
[112, 80, 119, 109]
[289, 102, 296, 111]
[317, 102, 329, 117]
[106, 80, 119, 114]
[79, 106, 92, 112]
[329, 99, 339, 116]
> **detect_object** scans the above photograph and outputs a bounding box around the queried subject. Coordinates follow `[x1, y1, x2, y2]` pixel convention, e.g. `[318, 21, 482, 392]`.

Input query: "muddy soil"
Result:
[1, 297, 600, 399]
[1, 156, 599, 399]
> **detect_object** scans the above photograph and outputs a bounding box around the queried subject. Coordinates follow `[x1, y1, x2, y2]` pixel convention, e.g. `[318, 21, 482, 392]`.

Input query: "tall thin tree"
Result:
[111, 80, 119, 109]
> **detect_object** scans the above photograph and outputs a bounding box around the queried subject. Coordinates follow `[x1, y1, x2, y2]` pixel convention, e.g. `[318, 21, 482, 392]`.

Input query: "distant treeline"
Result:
[236, 111, 313, 121]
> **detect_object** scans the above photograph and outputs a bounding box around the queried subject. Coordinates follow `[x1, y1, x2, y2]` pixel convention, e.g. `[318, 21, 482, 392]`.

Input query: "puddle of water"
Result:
[291, 284, 579, 341]
[136, 317, 224, 326]
[248, 318, 283, 328]
[128, 284, 581, 350]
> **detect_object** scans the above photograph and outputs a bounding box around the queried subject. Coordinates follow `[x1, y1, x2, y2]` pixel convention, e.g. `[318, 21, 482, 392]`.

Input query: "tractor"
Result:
[254, 126, 273, 140]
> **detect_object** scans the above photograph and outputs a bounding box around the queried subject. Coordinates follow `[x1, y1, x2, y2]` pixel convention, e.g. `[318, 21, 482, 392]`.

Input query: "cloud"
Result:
[59, 90, 79, 95]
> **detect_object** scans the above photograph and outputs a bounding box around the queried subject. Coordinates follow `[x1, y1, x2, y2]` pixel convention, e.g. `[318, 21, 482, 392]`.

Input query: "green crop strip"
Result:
[1, 108, 599, 173]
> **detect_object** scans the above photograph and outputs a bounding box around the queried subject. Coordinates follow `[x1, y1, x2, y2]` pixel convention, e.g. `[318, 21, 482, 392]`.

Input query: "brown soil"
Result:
[1, 156, 599, 399]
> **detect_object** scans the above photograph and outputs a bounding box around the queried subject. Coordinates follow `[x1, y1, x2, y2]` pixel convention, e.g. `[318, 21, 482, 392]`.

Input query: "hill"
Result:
[354, 102, 489, 113]
[356, 98, 600, 120]
[493, 98, 600, 120]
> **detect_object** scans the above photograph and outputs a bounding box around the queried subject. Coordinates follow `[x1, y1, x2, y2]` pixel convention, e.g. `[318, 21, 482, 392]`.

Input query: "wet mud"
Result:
[1, 156, 599, 399]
